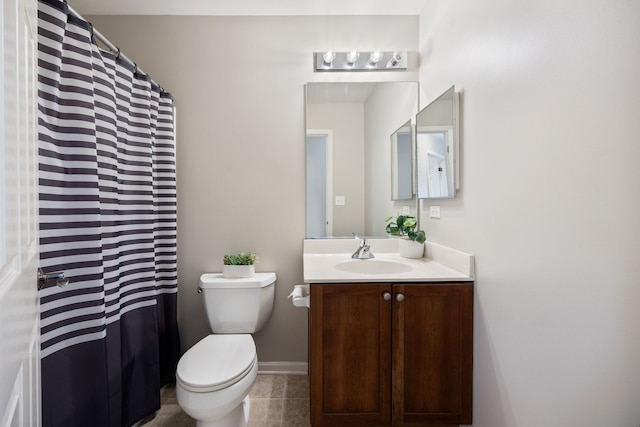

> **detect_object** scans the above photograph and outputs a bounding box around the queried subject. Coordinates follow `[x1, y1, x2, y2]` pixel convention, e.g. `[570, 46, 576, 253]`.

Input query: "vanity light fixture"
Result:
[314, 51, 408, 72]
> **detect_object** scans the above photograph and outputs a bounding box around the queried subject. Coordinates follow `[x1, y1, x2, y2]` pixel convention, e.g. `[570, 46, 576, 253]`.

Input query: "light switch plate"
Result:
[335, 196, 345, 206]
[429, 205, 441, 219]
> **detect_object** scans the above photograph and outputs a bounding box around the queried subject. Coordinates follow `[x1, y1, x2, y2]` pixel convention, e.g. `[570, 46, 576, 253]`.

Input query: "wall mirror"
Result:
[390, 120, 413, 201]
[416, 85, 459, 199]
[305, 81, 419, 238]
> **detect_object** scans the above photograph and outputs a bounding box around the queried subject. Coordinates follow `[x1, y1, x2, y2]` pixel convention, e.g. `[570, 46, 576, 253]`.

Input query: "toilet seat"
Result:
[176, 334, 257, 393]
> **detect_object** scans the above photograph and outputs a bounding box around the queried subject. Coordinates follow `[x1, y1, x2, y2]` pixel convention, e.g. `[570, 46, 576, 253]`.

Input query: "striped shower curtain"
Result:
[37, 0, 180, 425]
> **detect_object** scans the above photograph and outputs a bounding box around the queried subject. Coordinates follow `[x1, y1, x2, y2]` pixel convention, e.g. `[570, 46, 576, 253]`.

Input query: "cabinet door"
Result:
[392, 284, 473, 425]
[310, 284, 392, 426]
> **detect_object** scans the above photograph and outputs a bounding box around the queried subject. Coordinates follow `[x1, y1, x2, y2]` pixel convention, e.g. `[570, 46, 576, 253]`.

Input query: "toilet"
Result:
[176, 272, 276, 427]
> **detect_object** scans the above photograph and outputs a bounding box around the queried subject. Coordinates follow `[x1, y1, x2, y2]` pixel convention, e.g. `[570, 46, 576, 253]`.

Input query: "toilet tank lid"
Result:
[199, 272, 276, 288]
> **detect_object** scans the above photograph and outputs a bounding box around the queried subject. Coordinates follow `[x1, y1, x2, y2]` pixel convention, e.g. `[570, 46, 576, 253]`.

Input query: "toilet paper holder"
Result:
[288, 284, 310, 308]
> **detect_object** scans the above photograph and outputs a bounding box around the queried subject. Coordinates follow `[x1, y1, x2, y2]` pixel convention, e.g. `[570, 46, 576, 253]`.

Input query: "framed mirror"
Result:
[390, 120, 413, 200]
[416, 85, 459, 199]
[305, 81, 418, 238]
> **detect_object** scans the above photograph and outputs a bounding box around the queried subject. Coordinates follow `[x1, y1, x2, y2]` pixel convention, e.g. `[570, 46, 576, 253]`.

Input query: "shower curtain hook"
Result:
[115, 47, 121, 59]
[88, 22, 95, 43]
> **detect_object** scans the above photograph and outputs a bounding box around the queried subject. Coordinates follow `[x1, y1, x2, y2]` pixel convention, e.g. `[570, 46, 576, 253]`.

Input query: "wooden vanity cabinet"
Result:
[310, 282, 473, 427]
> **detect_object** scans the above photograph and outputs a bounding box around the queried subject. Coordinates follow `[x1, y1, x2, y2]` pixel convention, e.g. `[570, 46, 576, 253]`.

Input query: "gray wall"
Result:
[418, 0, 640, 426]
[87, 15, 419, 363]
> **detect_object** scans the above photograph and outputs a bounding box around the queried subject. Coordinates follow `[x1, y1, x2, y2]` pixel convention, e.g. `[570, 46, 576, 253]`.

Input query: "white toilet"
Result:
[176, 272, 276, 427]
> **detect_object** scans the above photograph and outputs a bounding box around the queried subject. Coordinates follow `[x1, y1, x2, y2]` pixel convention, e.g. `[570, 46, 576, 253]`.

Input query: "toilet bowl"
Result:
[176, 335, 258, 427]
[176, 273, 276, 427]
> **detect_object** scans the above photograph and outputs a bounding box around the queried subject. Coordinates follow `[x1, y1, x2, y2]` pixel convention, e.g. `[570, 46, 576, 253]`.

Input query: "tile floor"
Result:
[139, 374, 311, 426]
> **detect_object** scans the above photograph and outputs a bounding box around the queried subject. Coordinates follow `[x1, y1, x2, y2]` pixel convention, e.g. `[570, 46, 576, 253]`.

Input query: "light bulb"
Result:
[388, 51, 403, 67]
[346, 51, 360, 65]
[322, 51, 335, 65]
[368, 51, 383, 66]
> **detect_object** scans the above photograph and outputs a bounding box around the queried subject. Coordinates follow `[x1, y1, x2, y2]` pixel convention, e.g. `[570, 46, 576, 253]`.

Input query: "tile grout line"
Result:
[279, 376, 287, 426]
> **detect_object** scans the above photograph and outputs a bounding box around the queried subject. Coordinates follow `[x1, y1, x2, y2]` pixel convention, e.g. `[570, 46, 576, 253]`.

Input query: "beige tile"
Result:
[283, 398, 311, 427]
[145, 375, 312, 427]
[139, 413, 157, 426]
[161, 384, 176, 400]
[249, 374, 286, 399]
[145, 403, 196, 427]
[284, 375, 310, 399]
[248, 398, 283, 427]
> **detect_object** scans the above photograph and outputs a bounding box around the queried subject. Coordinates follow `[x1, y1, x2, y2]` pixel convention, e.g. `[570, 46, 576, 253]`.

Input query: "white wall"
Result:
[418, 0, 640, 426]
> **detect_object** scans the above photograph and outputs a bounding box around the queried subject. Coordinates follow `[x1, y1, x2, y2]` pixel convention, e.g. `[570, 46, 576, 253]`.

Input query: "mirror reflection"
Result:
[305, 82, 418, 238]
[390, 120, 413, 200]
[416, 85, 458, 199]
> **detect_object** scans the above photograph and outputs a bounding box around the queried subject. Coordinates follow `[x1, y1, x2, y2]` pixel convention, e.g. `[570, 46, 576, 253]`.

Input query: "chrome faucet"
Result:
[352, 237, 375, 259]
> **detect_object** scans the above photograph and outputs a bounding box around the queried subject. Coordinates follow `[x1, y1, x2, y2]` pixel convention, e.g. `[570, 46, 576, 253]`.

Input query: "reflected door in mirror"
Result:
[416, 85, 458, 199]
[416, 131, 452, 198]
[306, 132, 332, 237]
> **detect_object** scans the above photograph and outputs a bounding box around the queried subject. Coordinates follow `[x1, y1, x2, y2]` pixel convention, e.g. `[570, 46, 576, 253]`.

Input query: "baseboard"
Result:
[258, 361, 308, 375]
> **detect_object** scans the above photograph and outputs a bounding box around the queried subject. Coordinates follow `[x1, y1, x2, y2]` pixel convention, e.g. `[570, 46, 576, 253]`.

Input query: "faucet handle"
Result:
[360, 239, 374, 258]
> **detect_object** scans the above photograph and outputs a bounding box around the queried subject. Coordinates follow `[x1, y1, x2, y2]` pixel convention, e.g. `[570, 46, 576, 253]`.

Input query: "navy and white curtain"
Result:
[37, 0, 180, 425]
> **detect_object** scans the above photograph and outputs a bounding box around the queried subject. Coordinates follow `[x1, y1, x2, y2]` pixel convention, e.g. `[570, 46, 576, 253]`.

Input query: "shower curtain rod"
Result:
[67, 3, 164, 92]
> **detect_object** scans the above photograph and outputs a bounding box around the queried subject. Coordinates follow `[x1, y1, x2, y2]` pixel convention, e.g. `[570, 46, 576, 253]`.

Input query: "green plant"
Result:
[385, 214, 426, 244]
[223, 252, 258, 265]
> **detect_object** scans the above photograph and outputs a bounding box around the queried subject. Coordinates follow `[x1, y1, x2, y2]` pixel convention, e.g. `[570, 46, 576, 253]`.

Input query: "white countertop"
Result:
[303, 238, 474, 283]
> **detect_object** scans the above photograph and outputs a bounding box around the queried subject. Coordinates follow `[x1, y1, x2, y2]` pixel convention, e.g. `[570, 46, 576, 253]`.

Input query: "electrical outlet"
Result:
[429, 205, 441, 219]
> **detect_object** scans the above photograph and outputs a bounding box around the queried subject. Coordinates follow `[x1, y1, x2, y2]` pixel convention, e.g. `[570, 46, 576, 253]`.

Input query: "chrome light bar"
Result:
[314, 51, 408, 72]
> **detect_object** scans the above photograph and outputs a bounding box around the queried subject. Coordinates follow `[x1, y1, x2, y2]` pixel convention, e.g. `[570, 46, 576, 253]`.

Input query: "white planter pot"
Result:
[223, 264, 255, 278]
[398, 238, 424, 259]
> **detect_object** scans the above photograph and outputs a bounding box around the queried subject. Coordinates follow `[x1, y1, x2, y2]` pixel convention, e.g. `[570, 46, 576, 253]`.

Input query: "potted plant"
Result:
[385, 214, 426, 258]
[223, 251, 258, 278]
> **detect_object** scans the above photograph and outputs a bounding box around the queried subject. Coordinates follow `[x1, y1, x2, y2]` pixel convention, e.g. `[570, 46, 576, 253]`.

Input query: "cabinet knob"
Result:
[396, 293, 405, 302]
[383, 292, 391, 301]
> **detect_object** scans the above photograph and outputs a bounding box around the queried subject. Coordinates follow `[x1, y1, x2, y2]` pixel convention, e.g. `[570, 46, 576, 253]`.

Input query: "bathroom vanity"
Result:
[303, 239, 474, 426]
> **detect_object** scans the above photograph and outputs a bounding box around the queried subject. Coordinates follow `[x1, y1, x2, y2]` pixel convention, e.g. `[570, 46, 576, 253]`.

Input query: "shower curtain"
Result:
[37, 0, 180, 425]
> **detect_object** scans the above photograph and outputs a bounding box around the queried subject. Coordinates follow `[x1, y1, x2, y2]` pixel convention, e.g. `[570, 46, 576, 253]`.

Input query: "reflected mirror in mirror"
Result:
[416, 85, 458, 199]
[391, 120, 413, 200]
[305, 82, 418, 238]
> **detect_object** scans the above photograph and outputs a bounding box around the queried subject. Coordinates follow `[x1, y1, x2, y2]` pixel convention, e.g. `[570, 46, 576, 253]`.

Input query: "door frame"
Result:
[0, 0, 40, 424]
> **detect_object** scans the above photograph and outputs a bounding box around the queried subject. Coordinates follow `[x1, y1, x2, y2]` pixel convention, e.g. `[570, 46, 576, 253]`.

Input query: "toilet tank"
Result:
[198, 272, 276, 333]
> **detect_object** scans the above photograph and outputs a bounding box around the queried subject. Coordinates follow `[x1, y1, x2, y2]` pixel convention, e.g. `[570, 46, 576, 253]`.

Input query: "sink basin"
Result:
[335, 259, 413, 275]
